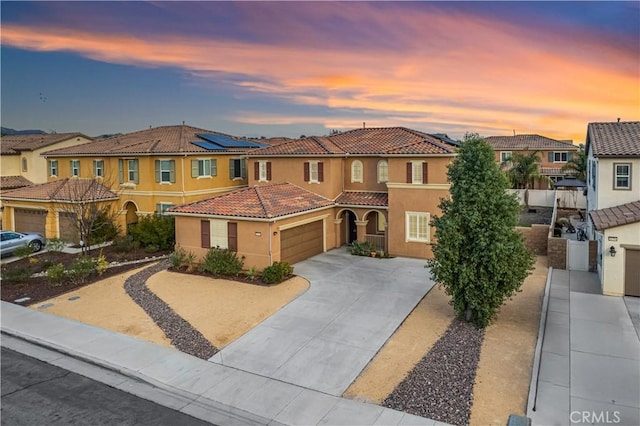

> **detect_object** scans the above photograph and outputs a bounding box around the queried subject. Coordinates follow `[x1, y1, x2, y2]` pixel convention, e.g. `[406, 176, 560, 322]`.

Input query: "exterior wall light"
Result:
[609, 246, 617, 257]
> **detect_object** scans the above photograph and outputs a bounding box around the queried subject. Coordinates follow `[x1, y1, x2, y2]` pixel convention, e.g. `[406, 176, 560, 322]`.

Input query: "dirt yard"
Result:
[345, 256, 547, 425]
[31, 267, 309, 350]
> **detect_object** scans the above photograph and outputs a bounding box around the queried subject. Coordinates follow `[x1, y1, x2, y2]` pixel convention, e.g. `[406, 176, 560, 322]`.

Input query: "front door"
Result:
[347, 211, 357, 244]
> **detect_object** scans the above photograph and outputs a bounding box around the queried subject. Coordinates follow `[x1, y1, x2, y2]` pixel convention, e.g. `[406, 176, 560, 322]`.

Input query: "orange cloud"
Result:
[1, 3, 637, 142]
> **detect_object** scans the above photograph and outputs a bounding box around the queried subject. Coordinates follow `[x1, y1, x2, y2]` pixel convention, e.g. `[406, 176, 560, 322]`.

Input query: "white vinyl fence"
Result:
[509, 189, 586, 209]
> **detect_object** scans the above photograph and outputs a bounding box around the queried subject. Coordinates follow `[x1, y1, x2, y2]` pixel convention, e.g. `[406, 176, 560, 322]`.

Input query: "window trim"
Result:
[405, 212, 430, 243]
[258, 160, 269, 182]
[613, 163, 632, 190]
[351, 160, 363, 183]
[156, 202, 174, 216]
[229, 158, 246, 180]
[411, 161, 423, 184]
[93, 159, 104, 178]
[70, 159, 81, 177]
[309, 160, 320, 183]
[49, 160, 58, 177]
[500, 151, 512, 162]
[21, 157, 28, 172]
[553, 151, 568, 163]
[193, 158, 213, 179]
[377, 160, 388, 183]
[127, 159, 139, 183]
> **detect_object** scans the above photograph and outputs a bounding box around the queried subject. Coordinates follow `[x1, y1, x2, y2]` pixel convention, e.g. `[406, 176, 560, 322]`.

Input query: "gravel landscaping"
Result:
[124, 260, 219, 359]
[383, 318, 485, 426]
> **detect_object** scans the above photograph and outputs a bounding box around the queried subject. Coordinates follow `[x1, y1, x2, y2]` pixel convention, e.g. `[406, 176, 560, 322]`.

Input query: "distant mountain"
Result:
[1, 127, 46, 136]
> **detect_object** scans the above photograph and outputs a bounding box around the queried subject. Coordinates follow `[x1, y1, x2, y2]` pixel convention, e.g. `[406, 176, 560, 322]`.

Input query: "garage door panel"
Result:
[625, 249, 640, 297]
[59, 212, 79, 243]
[14, 208, 46, 235]
[281, 220, 323, 265]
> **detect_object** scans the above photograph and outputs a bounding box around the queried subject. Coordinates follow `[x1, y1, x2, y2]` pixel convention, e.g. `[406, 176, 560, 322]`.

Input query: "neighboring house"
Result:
[485, 134, 579, 188]
[0, 178, 118, 242]
[37, 125, 265, 234]
[170, 127, 457, 269]
[0, 132, 92, 185]
[585, 121, 640, 296]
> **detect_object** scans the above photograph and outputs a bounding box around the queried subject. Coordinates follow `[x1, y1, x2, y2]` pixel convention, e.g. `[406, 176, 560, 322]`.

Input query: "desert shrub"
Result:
[95, 253, 109, 276]
[45, 238, 66, 254]
[169, 248, 197, 272]
[349, 241, 375, 256]
[13, 245, 34, 258]
[128, 214, 175, 251]
[262, 261, 294, 284]
[246, 266, 258, 281]
[201, 247, 244, 276]
[46, 263, 66, 286]
[68, 256, 97, 284]
[111, 235, 140, 253]
[1, 266, 31, 283]
[144, 244, 159, 254]
[89, 211, 119, 245]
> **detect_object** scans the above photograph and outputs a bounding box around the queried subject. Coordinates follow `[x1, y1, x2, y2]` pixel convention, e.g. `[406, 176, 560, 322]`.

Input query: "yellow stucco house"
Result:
[1, 125, 265, 238]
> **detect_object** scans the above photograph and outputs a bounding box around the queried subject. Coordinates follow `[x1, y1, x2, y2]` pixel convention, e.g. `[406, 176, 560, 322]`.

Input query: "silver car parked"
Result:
[0, 230, 46, 257]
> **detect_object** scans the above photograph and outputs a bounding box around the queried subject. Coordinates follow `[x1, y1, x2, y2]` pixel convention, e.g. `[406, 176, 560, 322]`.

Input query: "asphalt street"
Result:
[0, 347, 213, 425]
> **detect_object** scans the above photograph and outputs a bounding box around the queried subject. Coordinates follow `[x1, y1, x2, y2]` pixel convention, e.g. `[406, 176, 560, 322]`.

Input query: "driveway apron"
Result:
[209, 248, 434, 396]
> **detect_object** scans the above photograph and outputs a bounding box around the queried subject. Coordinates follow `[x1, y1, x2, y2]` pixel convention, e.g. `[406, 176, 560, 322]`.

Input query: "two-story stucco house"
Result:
[0, 125, 264, 240]
[170, 127, 457, 269]
[585, 121, 640, 296]
[485, 134, 579, 189]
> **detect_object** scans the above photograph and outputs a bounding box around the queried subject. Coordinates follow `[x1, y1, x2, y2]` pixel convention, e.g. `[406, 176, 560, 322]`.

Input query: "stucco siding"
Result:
[601, 222, 640, 296]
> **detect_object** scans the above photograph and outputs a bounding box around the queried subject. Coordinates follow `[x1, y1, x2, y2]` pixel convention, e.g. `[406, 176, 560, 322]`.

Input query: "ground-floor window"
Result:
[406, 212, 430, 242]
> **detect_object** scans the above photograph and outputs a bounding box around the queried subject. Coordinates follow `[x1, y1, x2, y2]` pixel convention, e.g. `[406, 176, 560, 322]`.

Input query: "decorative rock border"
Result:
[383, 319, 485, 426]
[124, 260, 219, 359]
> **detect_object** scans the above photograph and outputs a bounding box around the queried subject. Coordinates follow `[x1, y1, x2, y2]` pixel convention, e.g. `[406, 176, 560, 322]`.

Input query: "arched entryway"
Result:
[124, 201, 138, 232]
[337, 209, 358, 246]
[363, 210, 387, 252]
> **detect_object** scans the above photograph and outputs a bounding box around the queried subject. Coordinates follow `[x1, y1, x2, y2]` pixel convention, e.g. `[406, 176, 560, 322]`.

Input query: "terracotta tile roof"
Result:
[42, 125, 263, 156]
[169, 183, 334, 219]
[590, 201, 640, 231]
[540, 167, 577, 176]
[1, 132, 90, 155]
[248, 136, 344, 156]
[335, 192, 388, 207]
[0, 176, 33, 190]
[249, 127, 455, 157]
[485, 135, 577, 150]
[587, 121, 640, 157]
[0, 178, 118, 202]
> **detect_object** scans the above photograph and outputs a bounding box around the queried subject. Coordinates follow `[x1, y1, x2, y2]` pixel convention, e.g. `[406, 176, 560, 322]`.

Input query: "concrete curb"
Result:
[526, 266, 553, 418]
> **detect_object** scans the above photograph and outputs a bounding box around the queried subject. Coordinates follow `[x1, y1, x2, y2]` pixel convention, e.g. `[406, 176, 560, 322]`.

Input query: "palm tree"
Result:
[501, 151, 550, 208]
[561, 145, 587, 182]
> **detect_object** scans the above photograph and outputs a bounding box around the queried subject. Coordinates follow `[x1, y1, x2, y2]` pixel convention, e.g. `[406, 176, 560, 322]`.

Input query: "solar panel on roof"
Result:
[191, 141, 225, 151]
[196, 133, 264, 148]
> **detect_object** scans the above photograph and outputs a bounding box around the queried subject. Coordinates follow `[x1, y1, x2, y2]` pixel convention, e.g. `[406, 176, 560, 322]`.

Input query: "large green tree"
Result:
[428, 134, 535, 328]
[561, 144, 587, 182]
[502, 150, 550, 207]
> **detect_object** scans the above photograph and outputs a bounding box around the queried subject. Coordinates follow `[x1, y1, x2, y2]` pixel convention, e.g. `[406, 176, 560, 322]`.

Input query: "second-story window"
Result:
[155, 159, 175, 183]
[49, 160, 58, 177]
[549, 151, 569, 163]
[407, 161, 428, 184]
[377, 160, 388, 183]
[351, 160, 363, 183]
[70, 160, 81, 177]
[192, 159, 216, 178]
[21, 157, 28, 172]
[229, 158, 246, 180]
[128, 159, 139, 183]
[94, 160, 104, 177]
[304, 161, 323, 183]
[614, 163, 631, 190]
[500, 152, 512, 162]
[255, 161, 271, 181]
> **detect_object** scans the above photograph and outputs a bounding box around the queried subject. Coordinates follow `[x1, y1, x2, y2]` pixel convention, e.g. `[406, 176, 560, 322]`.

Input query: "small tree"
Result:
[502, 150, 550, 208]
[428, 134, 535, 328]
[561, 144, 587, 182]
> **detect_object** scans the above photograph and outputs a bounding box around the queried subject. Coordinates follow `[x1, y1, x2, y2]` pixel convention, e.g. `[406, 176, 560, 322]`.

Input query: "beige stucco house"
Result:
[586, 121, 640, 296]
[170, 127, 457, 269]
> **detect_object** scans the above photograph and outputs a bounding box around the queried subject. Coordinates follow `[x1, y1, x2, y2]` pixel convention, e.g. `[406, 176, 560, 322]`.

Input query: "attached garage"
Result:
[59, 212, 79, 243]
[625, 249, 640, 297]
[281, 220, 324, 265]
[14, 208, 46, 235]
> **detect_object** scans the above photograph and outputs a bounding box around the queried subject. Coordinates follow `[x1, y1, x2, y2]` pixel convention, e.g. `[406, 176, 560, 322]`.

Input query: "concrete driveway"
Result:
[209, 248, 434, 396]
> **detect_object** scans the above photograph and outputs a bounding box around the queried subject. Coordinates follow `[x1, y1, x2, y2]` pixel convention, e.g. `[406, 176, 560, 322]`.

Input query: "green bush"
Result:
[128, 214, 175, 251]
[246, 266, 258, 281]
[111, 235, 140, 253]
[144, 244, 159, 254]
[46, 263, 66, 286]
[68, 256, 97, 285]
[1, 266, 31, 283]
[349, 241, 375, 256]
[89, 211, 119, 245]
[169, 248, 197, 271]
[13, 245, 34, 258]
[262, 261, 294, 284]
[45, 238, 66, 253]
[201, 247, 245, 276]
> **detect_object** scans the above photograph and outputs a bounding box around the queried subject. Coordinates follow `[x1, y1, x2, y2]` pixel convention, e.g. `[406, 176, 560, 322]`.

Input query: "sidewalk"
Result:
[529, 269, 640, 425]
[0, 301, 446, 426]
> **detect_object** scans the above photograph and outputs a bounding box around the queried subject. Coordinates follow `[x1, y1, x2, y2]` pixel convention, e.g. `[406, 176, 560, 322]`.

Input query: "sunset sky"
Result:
[1, 1, 638, 143]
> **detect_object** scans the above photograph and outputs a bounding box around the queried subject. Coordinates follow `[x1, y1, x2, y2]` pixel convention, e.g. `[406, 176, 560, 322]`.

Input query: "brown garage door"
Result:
[280, 220, 323, 265]
[14, 208, 46, 235]
[625, 249, 640, 297]
[59, 212, 79, 244]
